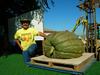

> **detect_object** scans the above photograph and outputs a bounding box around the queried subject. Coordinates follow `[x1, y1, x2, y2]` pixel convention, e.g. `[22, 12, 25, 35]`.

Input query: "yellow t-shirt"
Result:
[14, 27, 38, 51]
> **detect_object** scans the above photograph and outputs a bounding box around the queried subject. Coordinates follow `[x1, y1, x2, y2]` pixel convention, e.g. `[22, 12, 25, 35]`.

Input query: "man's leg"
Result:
[22, 51, 30, 65]
[28, 44, 37, 56]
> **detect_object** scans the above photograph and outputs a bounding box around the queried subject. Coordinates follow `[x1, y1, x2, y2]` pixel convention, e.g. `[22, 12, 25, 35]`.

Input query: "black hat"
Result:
[20, 19, 30, 24]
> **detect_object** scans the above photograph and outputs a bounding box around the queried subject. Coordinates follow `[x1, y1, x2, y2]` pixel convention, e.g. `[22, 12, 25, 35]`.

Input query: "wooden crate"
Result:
[31, 53, 95, 71]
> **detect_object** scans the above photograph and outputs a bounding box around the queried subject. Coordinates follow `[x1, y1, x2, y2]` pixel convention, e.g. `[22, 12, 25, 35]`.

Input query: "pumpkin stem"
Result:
[50, 46, 54, 56]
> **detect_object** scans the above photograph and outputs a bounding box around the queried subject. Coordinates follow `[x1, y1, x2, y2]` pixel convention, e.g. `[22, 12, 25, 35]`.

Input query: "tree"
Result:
[0, 0, 54, 18]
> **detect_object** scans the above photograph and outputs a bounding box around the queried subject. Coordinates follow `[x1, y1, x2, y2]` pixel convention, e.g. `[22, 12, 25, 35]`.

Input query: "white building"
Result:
[8, 9, 44, 41]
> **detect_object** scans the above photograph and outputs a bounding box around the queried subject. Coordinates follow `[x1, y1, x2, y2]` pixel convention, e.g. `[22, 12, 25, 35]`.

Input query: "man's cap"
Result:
[20, 19, 30, 24]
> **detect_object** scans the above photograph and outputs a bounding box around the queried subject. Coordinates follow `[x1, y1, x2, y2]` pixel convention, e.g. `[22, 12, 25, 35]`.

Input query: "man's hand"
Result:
[15, 39, 23, 50]
[38, 32, 46, 38]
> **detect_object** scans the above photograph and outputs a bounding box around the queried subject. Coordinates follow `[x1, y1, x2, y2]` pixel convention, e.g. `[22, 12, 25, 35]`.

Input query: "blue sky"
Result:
[44, 0, 100, 35]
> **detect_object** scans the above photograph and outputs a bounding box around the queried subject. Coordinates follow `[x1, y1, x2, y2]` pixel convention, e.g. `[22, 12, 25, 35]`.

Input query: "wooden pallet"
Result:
[31, 53, 95, 71]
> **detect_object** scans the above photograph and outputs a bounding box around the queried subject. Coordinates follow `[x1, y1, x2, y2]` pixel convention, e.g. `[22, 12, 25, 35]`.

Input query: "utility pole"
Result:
[77, 0, 97, 53]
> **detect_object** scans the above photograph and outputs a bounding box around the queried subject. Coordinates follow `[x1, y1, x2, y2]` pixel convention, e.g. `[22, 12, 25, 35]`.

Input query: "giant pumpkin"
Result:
[43, 30, 85, 59]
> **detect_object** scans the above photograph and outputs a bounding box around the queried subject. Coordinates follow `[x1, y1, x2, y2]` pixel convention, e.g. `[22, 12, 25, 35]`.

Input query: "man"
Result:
[14, 19, 46, 66]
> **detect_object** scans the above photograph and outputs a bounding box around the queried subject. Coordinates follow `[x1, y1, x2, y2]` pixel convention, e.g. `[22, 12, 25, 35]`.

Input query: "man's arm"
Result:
[15, 39, 23, 50]
[38, 32, 46, 37]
